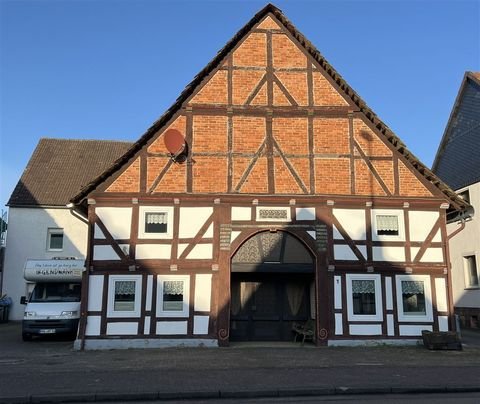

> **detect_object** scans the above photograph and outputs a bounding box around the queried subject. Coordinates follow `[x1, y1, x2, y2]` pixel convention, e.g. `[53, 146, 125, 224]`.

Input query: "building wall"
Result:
[2, 207, 87, 320]
[75, 13, 457, 347]
[447, 182, 480, 326]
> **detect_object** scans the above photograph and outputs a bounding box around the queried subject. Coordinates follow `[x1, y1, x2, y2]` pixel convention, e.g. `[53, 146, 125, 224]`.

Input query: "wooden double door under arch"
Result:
[229, 231, 316, 342]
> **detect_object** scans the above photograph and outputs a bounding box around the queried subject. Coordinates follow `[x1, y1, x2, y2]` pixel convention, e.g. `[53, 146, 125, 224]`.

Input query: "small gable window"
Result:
[47, 228, 64, 251]
[138, 206, 173, 239]
[376, 215, 399, 236]
[371, 209, 405, 241]
[145, 212, 168, 234]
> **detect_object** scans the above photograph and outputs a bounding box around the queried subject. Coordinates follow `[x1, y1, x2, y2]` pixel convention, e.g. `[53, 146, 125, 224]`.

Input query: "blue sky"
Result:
[1, 0, 479, 208]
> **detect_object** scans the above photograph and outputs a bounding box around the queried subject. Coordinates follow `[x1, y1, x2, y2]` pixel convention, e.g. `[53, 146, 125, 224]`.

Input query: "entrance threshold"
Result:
[229, 341, 316, 348]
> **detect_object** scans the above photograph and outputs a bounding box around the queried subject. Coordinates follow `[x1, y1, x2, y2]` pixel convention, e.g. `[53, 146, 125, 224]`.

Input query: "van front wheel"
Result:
[22, 332, 32, 341]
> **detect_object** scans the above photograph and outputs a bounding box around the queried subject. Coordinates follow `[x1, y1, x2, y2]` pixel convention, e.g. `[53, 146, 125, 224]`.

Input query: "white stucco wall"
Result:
[1, 207, 88, 320]
[447, 182, 480, 309]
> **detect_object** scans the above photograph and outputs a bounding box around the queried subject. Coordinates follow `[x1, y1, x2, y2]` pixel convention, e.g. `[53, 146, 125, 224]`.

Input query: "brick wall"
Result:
[103, 13, 437, 201]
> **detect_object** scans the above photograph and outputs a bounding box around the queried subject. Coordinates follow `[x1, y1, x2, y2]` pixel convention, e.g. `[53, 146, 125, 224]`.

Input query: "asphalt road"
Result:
[1, 322, 480, 403]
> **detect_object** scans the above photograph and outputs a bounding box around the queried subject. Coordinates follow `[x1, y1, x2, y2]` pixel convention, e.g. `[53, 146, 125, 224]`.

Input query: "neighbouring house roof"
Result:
[8, 138, 133, 207]
[432, 72, 480, 191]
[71, 3, 469, 212]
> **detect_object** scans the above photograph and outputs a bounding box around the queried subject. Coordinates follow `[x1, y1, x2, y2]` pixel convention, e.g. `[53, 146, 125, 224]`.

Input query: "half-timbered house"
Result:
[71, 4, 469, 349]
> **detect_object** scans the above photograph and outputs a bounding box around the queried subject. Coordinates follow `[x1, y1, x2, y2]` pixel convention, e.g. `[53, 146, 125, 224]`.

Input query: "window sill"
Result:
[464, 287, 480, 290]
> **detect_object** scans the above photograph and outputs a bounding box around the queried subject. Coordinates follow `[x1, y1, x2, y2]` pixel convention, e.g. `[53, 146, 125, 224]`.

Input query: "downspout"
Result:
[444, 214, 469, 333]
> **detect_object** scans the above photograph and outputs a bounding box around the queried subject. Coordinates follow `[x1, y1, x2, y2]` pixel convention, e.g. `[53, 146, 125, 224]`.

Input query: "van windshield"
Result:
[30, 283, 81, 303]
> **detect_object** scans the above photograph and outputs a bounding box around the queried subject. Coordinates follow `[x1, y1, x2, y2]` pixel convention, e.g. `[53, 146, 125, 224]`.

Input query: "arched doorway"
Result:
[230, 230, 315, 342]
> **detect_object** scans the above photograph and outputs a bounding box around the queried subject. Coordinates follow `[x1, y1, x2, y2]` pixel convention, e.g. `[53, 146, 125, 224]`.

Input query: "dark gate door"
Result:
[230, 273, 312, 341]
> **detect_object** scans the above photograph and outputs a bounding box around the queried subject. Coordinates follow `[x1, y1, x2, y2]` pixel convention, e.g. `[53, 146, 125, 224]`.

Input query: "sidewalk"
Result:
[1, 322, 480, 403]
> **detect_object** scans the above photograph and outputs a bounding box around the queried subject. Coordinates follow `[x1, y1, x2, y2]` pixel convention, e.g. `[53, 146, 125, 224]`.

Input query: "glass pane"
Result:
[163, 281, 184, 311]
[30, 283, 80, 303]
[353, 292, 376, 315]
[466, 256, 479, 287]
[49, 233, 63, 249]
[376, 215, 399, 236]
[402, 281, 426, 315]
[145, 212, 167, 233]
[114, 281, 135, 311]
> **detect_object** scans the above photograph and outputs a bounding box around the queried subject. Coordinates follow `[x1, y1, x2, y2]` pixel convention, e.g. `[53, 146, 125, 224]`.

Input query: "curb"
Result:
[2, 385, 480, 403]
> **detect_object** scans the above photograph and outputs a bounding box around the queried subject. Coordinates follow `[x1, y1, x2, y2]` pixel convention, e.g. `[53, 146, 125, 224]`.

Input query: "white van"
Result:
[20, 259, 84, 341]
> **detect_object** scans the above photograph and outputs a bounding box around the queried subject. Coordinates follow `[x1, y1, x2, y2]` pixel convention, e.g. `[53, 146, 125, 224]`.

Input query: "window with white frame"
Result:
[157, 275, 190, 317]
[396, 275, 433, 322]
[138, 206, 174, 239]
[47, 228, 64, 251]
[464, 255, 479, 288]
[107, 275, 142, 317]
[346, 274, 383, 321]
[371, 209, 405, 241]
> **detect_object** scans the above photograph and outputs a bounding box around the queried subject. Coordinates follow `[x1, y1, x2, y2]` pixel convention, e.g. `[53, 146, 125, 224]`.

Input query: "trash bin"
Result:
[0, 295, 12, 323]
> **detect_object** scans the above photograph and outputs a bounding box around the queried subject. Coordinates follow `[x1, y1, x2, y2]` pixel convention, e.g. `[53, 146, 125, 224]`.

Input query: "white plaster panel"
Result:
[177, 244, 188, 258]
[410, 247, 420, 261]
[296, 207, 315, 221]
[438, 316, 449, 332]
[420, 248, 444, 263]
[179, 207, 213, 238]
[333, 209, 366, 240]
[373, 247, 405, 262]
[349, 324, 382, 336]
[88, 275, 104, 312]
[106, 322, 139, 335]
[231, 207, 251, 221]
[146, 275, 153, 311]
[187, 244, 213, 259]
[194, 274, 212, 312]
[230, 231, 241, 243]
[432, 229, 442, 242]
[385, 277, 393, 310]
[334, 276, 342, 309]
[435, 278, 448, 312]
[96, 207, 132, 240]
[156, 321, 188, 335]
[334, 244, 361, 261]
[409, 211, 439, 242]
[335, 313, 343, 335]
[399, 325, 432, 336]
[307, 231, 316, 240]
[94, 224, 105, 239]
[204, 223, 214, 238]
[94, 245, 120, 261]
[135, 244, 171, 260]
[387, 314, 395, 336]
[85, 316, 101, 336]
[144, 316, 151, 335]
[333, 225, 342, 240]
[193, 316, 209, 335]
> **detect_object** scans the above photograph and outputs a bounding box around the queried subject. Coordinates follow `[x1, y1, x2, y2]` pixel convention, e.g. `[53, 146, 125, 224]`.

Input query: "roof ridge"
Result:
[39, 137, 133, 143]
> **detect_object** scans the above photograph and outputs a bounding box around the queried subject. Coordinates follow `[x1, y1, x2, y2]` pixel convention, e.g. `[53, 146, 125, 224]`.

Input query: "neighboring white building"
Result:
[433, 72, 480, 329]
[2, 138, 131, 320]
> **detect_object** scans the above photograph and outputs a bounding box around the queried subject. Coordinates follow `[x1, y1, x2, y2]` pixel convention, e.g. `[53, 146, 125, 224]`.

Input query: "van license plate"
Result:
[40, 329, 55, 334]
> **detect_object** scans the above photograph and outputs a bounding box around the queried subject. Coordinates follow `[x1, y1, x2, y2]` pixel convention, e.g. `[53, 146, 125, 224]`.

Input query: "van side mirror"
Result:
[20, 296, 27, 305]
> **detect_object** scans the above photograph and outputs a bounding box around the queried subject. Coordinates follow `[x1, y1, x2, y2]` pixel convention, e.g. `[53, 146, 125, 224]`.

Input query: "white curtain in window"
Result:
[352, 280, 375, 294]
[115, 281, 135, 295]
[402, 280, 424, 294]
[164, 280, 184, 295]
[146, 212, 167, 224]
[376, 215, 399, 231]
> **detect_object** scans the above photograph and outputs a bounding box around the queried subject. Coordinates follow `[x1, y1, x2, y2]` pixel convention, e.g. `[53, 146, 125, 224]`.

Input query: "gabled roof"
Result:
[432, 72, 480, 190]
[71, 3, 469, 212]
[8, 138, 132, 207]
